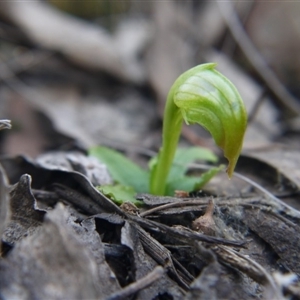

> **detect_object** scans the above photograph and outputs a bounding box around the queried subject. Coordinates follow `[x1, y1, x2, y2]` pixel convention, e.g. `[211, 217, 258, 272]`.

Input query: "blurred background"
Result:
[0, 0, 300, 157]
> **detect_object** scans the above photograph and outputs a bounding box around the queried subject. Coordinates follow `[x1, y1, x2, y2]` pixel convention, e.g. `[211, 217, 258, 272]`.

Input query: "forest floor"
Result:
[0, 1, 300, 299]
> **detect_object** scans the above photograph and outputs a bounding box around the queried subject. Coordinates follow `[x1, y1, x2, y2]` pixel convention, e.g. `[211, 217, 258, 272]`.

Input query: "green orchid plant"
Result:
[89, 63, 247, 204]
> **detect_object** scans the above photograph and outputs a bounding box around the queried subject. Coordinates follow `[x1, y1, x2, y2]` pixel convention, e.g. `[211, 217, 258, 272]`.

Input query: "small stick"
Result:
[140, 199, 208, 217]
[107, 266, 165, 300]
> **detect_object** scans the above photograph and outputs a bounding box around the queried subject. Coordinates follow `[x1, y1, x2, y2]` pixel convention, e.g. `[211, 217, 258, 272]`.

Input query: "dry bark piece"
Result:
[121, 221, 186, 299]
[132, 222, 193, 290]
[67, 210, 121, 294]
[243, 208, 300, 276]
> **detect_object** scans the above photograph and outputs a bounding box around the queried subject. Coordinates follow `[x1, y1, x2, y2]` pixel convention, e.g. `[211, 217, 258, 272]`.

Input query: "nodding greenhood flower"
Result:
[150, 63, 247, 195]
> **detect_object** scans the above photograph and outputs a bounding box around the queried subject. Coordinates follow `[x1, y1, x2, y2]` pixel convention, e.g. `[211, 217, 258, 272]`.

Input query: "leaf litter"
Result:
[0, 1, 300, 298]
[0, 149, 300, 299]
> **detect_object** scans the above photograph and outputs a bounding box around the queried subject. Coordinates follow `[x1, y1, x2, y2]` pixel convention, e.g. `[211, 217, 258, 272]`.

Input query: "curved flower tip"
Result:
[171, 63, 247, 178]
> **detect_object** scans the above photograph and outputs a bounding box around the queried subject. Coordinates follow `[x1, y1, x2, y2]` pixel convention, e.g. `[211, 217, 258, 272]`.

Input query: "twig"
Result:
[106, 266, 165, 300]
[216, 245, 283, 300]
[217, 1, 300, 117]
[140, 199, 208, 217]
[130, 214, 246, 248]
[140, 192, 299, 230]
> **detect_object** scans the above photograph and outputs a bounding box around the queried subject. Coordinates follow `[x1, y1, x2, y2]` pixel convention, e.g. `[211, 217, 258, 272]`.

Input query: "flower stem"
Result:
[150, 87, 183, 195]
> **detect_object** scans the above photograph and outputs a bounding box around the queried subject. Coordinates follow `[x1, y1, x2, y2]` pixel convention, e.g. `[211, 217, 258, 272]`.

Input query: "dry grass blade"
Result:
[233, 172, 300, 219]
[188, 163, 300, 219]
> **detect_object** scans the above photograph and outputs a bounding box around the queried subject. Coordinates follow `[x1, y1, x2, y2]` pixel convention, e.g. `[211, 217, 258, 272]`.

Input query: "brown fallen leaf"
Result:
[243, 145, 300, 192]
[0, 203, 119, 299]
[3, 174, 45, 245]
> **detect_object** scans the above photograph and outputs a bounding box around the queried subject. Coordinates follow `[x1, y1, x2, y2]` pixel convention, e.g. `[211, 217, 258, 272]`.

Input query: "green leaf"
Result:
[165, 165, 224, 196]
[167, 147, 218, 182]
[89, 146, 149, 193]
[149, 146, 217, 182]
[97, 184, 143, 206]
